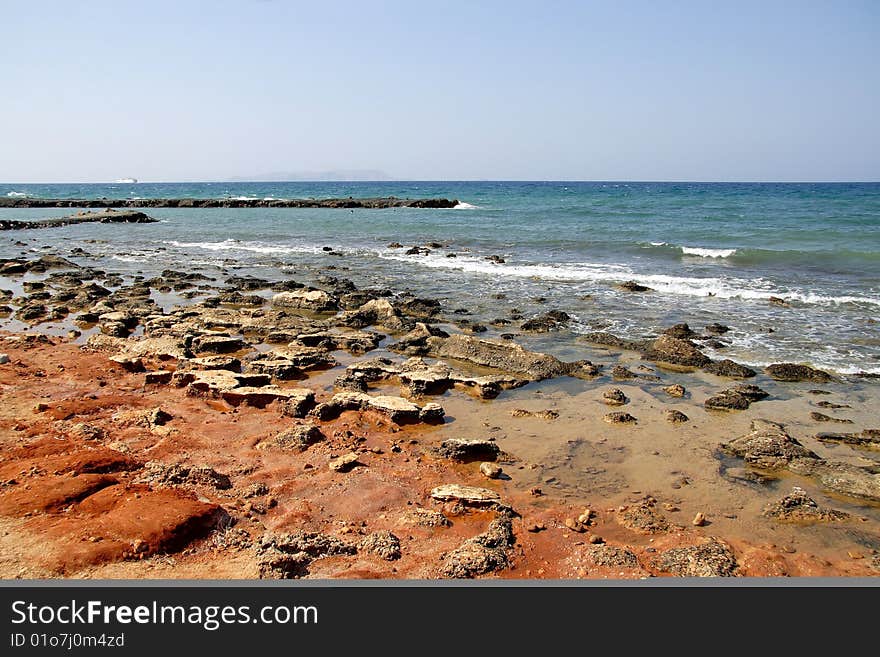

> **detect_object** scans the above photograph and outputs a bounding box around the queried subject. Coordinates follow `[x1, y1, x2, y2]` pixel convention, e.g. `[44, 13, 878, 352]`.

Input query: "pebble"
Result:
[692, 512, 706, 526]
[588, 535, 604, 544]
[0, 353, 9, 364]
[526, 522, 546, 533]
[479, 462, 502, 479]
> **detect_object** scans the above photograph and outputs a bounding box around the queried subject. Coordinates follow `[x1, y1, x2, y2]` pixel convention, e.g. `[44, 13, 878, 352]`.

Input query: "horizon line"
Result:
[3, 179, 880, 185]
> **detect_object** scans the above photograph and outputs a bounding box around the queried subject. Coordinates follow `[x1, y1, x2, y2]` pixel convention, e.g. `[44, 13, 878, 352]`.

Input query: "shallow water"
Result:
[2, 181, 879, 373]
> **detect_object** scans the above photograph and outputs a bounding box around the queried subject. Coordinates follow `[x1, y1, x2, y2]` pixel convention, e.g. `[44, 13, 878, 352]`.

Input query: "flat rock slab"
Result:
[221, 385, 314, 408]
[430, 484, 501, 505]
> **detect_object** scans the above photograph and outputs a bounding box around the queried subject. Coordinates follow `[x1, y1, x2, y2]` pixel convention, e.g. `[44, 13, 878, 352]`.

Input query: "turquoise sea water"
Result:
[1, 181, 879, 373]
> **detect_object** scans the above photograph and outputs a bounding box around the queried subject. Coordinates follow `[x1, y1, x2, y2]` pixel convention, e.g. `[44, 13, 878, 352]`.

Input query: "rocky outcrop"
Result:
[704, 384, 768, 411]
[602, 388, 628, 406]
[720, 420, 880, 503]
[311, 391, 444, 424]
[765, 363, 833, 383]
[0, 197, 459, 209]
[653, 540, 738, 577]
[642, 335, 711, 368]
[520, 310, 570, 333]
[439, 514, 515, 578]
[617, 498, 669, 534]
[0, 209, 156, 230]
[271, 289, 338, 312]
[703, 359, 757, 378]
[604, 411, 637, 424]
[719, 419, 819, 469]
[259, 424, 325, 452]
[762, 487, 849, 523]
[815, 430, 880, 450]
[426, 334, 571, 381]
[257, 531, 357, 579]
[436, 439, 501, 462]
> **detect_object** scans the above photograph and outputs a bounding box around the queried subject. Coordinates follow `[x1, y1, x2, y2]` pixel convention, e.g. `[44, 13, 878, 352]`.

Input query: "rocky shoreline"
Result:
[0, 249, 878, 579]
[0, 209, 156, 231]
[0, 197, 459, 209]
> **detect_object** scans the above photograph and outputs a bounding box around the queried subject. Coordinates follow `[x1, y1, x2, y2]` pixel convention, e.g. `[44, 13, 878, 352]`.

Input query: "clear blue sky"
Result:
[2, 0, 878, 182]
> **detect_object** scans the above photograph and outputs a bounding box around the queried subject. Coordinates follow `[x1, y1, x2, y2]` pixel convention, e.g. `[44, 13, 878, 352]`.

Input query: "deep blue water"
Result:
[2, 181, 879, 372]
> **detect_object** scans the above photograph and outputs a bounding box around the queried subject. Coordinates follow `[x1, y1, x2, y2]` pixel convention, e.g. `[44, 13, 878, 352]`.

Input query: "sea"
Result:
[2, 181, 879, 374]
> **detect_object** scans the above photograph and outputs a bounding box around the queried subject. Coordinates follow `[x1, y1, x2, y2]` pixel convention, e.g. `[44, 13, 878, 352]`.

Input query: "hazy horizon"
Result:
[2, 1, 878, 183]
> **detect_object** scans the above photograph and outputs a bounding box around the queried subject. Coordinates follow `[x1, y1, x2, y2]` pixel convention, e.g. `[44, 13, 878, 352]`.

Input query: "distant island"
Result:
[229, 169, 393, 182]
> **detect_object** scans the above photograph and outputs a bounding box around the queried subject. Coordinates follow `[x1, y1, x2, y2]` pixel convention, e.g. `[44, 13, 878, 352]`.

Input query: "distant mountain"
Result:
[229, 170, 393, 182]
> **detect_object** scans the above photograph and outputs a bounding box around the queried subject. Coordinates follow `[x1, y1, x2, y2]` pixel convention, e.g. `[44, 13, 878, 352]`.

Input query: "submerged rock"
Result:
[719, 419, 820, 469]
[436, 439, 501, 462]
[762, 487, 850, 523]
[618, 281, 652, 293]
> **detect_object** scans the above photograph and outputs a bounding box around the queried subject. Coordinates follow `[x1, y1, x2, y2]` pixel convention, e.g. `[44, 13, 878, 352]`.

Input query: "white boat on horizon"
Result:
[114, 178, 138, 184]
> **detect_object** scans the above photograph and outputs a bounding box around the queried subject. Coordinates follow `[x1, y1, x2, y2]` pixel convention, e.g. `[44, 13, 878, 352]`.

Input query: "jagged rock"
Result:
[136, 462, 232, 490]
[419, 402, 445, 423]
[666, 409, 689, 423]
[564, 360, 603, 379]
[269, 345, 336, 370]
[245, 358, 305, 381]
[653, 540, 738, 577]
[580, 332, 649, 351]
[602, 388, 628, 406]
[642, 335, 710, 367]
[705, 323, 730, 335]
[109, 355, 145, 372]
[586, 545, 640, 568]
[144, 370, 173, 385]
[663, 323, 697, 339]
[611, 365, 638, 380]
[520, 310, 570, 333]
[704, 384, 768, 411]
[271, 289, 338, 312]
[431, 484, 501, 506]
[313, 391, 440, 424]
[618, 281, 652, 292]
[765, 363, 833, 383]
[436, 439, 501, 462]
[257, 531, 357, 579]
[190, 334, 246, 354]
[703, 359, 757, 378]
[260, 424, 324, 452]
[440, 515, 515, 578]
[617, 498, 669, 534]
[663, 384, 686, 397]
[359, 531, 401, 560]
[762, 487, 850, 523]
[294, 330, 382, 355]
[387, 322, 449, 355]
[399, 297, 441, 318]
[719, 419, 820, 469]
[279, 389, 317, 418]
[334, 371, 369, 392]
[400, 508, 450, 527]
[815, 430, 880, 449]
[604, 411, 637, 424]
[809, 412, 853, 424]
[329, 452, 361, 472]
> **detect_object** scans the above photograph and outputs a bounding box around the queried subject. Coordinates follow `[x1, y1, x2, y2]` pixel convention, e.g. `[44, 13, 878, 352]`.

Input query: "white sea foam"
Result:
[379, 250, 880, 307]
[164, 239, 319, 256]
[681, 246, 737, 258]
[453, 202, 480, 209]
[649, 241, 667, 246]
[5, 191, 28, 198]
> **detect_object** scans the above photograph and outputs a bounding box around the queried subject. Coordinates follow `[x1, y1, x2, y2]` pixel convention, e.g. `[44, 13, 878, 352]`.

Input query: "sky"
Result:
[1, 0, 878, 182]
